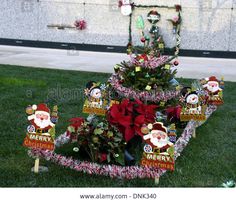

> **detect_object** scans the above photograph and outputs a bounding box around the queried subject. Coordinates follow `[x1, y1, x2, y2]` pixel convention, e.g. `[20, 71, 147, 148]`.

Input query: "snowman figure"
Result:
[86, 81, 103, 108]
[185, 91, 202, 114]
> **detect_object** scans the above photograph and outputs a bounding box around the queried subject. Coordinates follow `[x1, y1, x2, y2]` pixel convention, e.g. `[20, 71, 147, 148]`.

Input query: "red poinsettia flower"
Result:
[108, 102, 133, 142]
[109, 103, 132, 127]
[134, 99, 158, 121]
[120, 99, 134, 115]
[134, 115, 146, 136]
[108, 99, 158, 142]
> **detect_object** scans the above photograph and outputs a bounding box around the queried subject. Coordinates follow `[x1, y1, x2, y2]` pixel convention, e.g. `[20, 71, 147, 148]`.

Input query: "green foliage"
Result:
[72, 120, 126, 165]
[122, 66, 177, 91]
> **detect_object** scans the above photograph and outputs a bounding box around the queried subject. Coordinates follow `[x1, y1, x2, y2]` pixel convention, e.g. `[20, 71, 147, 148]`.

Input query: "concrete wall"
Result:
[0, 0, 235, 51]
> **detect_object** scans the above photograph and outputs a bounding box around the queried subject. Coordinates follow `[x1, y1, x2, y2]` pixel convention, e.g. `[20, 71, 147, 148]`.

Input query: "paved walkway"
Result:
[0, 45, 235, 81]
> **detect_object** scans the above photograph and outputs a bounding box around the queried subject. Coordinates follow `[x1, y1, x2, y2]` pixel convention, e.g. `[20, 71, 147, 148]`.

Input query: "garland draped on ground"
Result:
[28, 105, 217, 180]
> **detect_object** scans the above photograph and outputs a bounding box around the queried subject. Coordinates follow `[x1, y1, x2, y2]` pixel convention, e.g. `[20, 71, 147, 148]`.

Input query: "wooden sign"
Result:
[83, 81, 110, 116]
[140, 122, 176, 171]
[202, 76, 224, 105]
[23, 103, 58, 151]
[23, 133, 54, 151]
[180, 88, 207, 121]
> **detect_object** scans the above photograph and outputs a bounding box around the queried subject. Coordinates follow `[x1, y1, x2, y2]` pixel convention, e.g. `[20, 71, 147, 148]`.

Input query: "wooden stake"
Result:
[192, 128, 196, 138]
[154, 177, 160, 185]
[34, 158, 40, 173]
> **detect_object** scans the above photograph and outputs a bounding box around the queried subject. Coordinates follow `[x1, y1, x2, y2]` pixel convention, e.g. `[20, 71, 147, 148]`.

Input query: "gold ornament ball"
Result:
[141, 126, 149, 134]
[26, 106, 34, 115]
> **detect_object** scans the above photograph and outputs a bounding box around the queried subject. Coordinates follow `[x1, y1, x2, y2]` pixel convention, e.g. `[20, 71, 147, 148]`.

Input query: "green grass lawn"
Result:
[0, 64, 235, 187]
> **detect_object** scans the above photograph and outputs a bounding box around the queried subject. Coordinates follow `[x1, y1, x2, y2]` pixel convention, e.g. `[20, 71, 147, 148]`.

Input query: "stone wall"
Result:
[0, 0, 235, 51]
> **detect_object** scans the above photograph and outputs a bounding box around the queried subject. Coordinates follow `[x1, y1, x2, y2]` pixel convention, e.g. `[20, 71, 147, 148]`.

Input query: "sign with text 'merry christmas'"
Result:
[23, 103, 58, 151]
[140, 122, 176, 171]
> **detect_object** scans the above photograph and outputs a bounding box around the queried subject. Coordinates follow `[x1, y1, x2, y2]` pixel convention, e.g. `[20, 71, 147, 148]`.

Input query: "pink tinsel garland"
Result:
[109, 74, 180, 102]
[130, 55, 169, 69]
[28, 105, 217, 180]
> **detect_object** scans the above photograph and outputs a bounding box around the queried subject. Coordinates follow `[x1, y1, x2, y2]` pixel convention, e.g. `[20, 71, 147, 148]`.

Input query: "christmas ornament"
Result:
[168, 15, 181, 34]
[135, 66, 141, 72]
[26, 105, 34, 115]
[120, 0, 132, 16]
[164, 64, 171, 69]
[141, 124, 149, 135]
[145, 85, 152, 91]
[147, 10, 161, 24]
[51, 105, 59, 124]
[140, 36, 146, 43]
[136, 15, 145, 30]
[173, 60, 179, 66]
[145, 73, 150, 78]
[169, 78, 179, 86]
[220, 77, 224, 89]
[140, 122, 176, 171]
[202, 76, 224, 105]
[130, 71, 135, 76]
[158, 42, 164, 49]
[126, 42, 133, 55]
[149, 25, 159, 37]
[73, 147, 79, 152]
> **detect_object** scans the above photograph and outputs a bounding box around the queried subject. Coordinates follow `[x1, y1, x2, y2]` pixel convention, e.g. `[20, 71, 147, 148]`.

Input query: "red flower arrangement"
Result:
[66, 117, 84, 142]
[74, 19, 86, 30]
[107, 99, 158, 142]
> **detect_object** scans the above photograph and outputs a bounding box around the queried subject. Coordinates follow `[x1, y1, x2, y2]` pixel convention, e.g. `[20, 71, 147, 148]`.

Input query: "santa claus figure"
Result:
[143, 122, 173, 153]
[203, 76, 223, 104]
[28, 103, 55, 134]
[203, 76, 222, 95]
